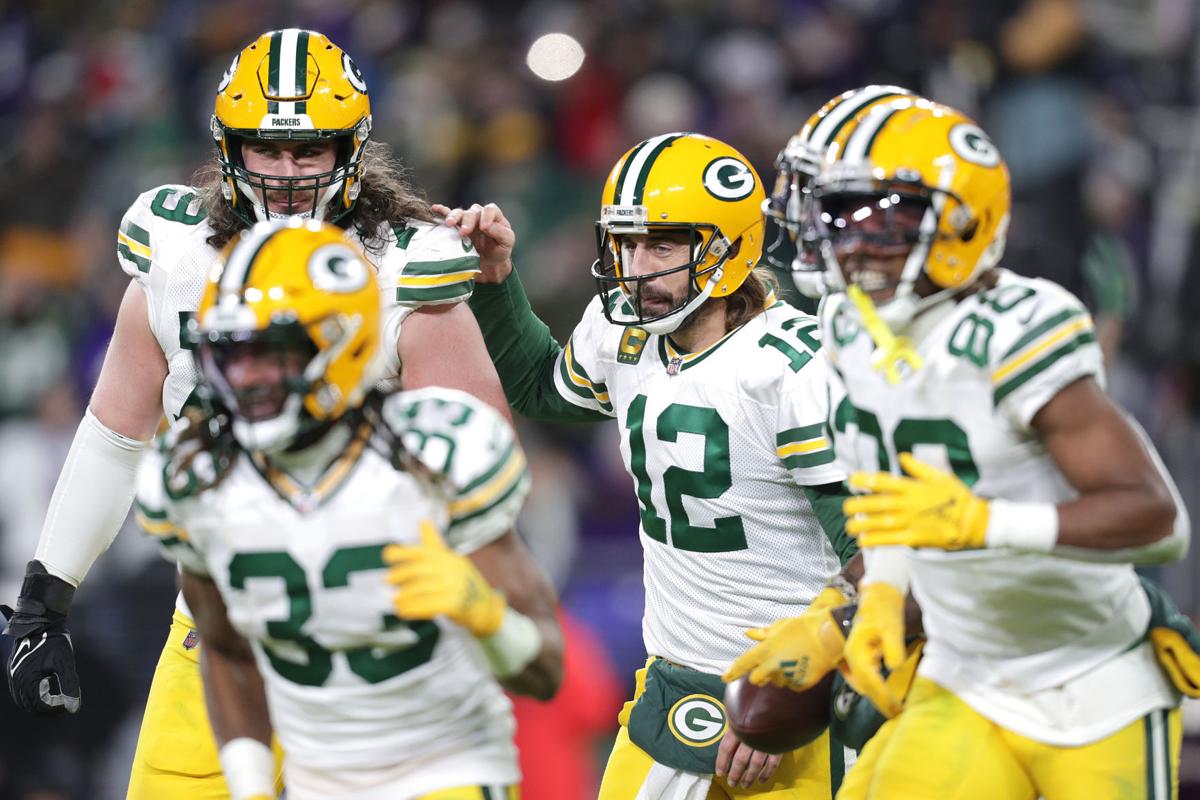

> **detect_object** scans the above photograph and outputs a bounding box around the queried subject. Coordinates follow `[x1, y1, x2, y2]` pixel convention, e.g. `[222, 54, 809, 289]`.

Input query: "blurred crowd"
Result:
[1, 0, 1198, 797]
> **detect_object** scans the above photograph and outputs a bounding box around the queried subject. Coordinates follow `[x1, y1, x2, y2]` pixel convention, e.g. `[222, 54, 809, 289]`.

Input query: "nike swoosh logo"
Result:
[10, 633, 46, 677]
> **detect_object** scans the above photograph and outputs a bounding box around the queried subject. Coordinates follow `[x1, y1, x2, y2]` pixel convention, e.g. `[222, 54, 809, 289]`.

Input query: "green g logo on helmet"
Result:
[703, 157, 757, 201]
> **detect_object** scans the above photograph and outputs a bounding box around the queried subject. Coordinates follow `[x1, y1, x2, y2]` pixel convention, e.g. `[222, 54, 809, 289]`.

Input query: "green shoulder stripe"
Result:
[460, 440, 517, 495]
[776, 423, 825, 447]
[121, 220, 150, 246]
[993, 330, 1097, 405]
[782, 450, 836, 470]
[135, 497, 167, 520]
[395, 282, 473, 304]
[450, 472, 526, 527]
[118, 244, 151, 273]
[399, 255, 481, 278]
[1000, 308, 1083, 361]
[557, 354, 613, 412]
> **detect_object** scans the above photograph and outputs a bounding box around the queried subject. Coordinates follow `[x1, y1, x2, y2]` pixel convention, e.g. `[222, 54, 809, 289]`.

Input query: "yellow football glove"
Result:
[845, 452, 990, 550]
[723, 586, 849, 690]
[1150, 628, 1200, 697]
[841, 582, 906, 719]
[383, 521, 506, 638]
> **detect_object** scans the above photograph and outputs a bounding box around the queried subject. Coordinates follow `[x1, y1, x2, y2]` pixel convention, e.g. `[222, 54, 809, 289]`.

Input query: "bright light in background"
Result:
[526, 33, 584, 81]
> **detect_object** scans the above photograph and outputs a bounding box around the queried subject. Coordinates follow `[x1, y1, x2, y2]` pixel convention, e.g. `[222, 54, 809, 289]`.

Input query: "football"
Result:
[724, 672, 835, 754]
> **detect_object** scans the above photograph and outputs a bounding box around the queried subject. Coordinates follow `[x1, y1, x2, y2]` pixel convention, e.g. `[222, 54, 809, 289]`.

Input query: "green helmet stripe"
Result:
[630, 133, 684, 205]
[294, 30, 309, 115]
[266, 30, 282, 114]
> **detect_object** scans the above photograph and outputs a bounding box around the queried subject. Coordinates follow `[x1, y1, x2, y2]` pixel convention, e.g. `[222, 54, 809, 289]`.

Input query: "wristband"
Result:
[985, 499, 1058, 551]
[478, 607, 542, 679]
[218, 737, 275, 800]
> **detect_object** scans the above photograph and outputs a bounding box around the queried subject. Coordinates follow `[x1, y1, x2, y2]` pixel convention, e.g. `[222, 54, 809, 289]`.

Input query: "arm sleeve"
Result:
[468, 270, 611, 422]
[803, 482, 857, 565]
[861, 546, 912, 593]
[132, 442, 210, 577]
[384, 387, 532, 553]
[34, 409, 149, 586]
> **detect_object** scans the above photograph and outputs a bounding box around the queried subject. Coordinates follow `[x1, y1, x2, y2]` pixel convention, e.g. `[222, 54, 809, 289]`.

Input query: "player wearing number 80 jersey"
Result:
[813, 97, 1190, 798]
[458, 133, 857, 795]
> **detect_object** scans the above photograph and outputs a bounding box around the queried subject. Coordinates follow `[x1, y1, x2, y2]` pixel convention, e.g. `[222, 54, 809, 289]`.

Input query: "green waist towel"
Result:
[627, 659, 728, 774]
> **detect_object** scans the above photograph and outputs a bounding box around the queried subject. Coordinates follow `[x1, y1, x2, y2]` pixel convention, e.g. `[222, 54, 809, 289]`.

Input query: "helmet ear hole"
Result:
[960, 218, 978, 243]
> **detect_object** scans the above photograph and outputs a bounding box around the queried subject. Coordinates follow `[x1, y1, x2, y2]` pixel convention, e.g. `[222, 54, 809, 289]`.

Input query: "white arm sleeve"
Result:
[34, 408, 149, 586]
[861, 546, 912, 594]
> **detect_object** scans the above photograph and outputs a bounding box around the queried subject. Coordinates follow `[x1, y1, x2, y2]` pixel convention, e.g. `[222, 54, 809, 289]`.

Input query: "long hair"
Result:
[194, 141, 434, 258]
[724, 265, 780, 330]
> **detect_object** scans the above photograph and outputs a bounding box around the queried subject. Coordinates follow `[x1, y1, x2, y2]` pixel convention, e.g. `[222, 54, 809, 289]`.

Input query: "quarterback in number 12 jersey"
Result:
[820, 270, 1182, 745]
[556, 290, 846, 673]
[136, 388, 529, 798]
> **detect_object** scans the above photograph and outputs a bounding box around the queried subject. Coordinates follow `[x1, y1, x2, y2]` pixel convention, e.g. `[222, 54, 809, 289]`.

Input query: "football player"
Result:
[0, 29, 518, 799]
[732, 88, 1200, 800]
[817, 97, 1189, 798]
[438, 133, 857, 796]
[137, 219, 560, 800]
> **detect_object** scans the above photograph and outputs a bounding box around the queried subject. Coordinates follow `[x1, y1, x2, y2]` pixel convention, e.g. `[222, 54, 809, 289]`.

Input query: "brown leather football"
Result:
[724, 672, 835, 754]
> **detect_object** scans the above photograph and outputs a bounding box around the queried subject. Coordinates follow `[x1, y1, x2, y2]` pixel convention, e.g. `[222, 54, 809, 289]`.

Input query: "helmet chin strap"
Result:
[617, 266, 723, 336]
[846, 285, 924, 385]
[232, 393, 304, 454]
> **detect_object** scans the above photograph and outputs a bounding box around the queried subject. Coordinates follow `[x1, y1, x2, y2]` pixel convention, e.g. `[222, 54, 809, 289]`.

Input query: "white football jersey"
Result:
[136, 388, 529, 797]
[551, 293, 846, 674]
[821, 269, 1178, 744]
[116, 184, 479, 620]
[116, 184, 480, 420]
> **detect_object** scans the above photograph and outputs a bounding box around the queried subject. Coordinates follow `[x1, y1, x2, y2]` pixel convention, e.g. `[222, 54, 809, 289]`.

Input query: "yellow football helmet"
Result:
[764, 85, 914, 298]
[811, 97, 1011, 329]
[194, 219, 381, 452]
[212, 29, 372, 225]
[591, 132, 766, 334]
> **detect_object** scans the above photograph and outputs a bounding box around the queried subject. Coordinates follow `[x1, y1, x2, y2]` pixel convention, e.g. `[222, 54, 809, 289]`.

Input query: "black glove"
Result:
[1, 560, 81, 715]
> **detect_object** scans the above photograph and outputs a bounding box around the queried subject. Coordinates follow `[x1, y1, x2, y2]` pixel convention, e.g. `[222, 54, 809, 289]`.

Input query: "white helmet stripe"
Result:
[841, 105, 900, 165]
[619, 132, 680, 206]
[220, 223, 283, 296]
[808, 85, 900, 152]
[277, 28, 301, 116]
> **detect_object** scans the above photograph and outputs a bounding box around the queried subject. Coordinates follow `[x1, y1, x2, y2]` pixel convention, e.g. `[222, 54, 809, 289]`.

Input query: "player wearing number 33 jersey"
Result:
[137, 221, 559, 800]
[466, 133, 857, 796]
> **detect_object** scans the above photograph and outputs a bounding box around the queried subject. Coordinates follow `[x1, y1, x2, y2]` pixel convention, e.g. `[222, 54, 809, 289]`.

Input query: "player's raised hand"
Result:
[845, 452, 990, 550]
[724, 586, 847, 691]
[840, 582, 905, 719]
[431, 202, 516, 284]
[1, 560, 82, 715]
[383, 521, 507, 638]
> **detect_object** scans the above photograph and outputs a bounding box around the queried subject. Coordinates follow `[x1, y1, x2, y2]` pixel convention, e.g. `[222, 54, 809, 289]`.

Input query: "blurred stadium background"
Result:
[1, 0, 1198, 797]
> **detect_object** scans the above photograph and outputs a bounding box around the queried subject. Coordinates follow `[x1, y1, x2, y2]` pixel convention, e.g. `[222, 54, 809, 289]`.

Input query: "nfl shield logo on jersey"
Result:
[182, 629, 199, 650]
